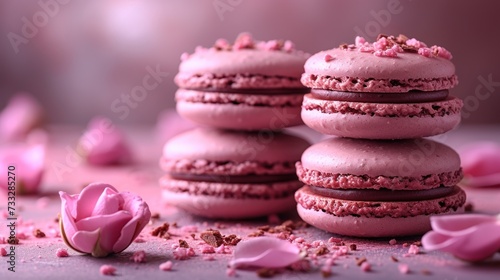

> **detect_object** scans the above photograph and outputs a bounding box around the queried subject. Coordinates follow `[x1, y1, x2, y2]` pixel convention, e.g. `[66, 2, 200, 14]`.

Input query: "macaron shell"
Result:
[300, 137, 461, 178]
[301, 95, 462, 139]
[296, 204, 464, 237]
[163, 190, 297, 219]
[177, 100, 303, 131]
[179, 49, 309, 78]
[304, 48, 456, 81]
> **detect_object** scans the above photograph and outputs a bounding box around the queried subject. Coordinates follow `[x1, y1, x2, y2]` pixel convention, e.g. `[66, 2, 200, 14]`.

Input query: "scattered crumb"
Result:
[226, 267, 236, 277]
[349, 244, 357, 251]
[179, 239, 189, 248]
[356, 257, 367, 266]
[398, 263, 410, 274]
[389, 239, 397, 245]
[421, 269, 432, 275]
[408, 244, 420, 255]
[1, 247, 7, 256]
[402, 243, 409, 248]
[150, 212, 160, 219]
[100, 265, 116, 276]
[173, 247, 195, 260]
[223, 234, 241, 246]
[190, 233, 196, 240]
[391, 255, 399, 262]
[256, 268, 277, 278]
[248, 230, 265, 237]
[321, 264, 332, 277]
[151, 223, 170, 239]
[200, 229, 224, 247]
[200, 245, 215, 254]
[412, 241, 422, 247]
[130, 250, 146, 263]
[315, 245, 329, 256]
[360, 262, 371, 272]
[33, 229, 46, 238]
[56, 248, 69, 258]
[159, 261, 173, 271]
[328, 237, 342, 243]
[289, 259, 311, 272]
[171, 222, 178, 228]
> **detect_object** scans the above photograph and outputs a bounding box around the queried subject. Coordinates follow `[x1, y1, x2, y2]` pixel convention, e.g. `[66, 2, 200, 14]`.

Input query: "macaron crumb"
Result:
[356, 257, 367, 266]
[349, 244, 357, 251]
[398, 263, 410, 274]
[100, 265, 116, 276]
[159, 260, 173, 271]
[55, 248, 69, 258]
[130, 250, 146, 263]
[389, 239, 397, 245]
[391, 256, 399, 262]
[321, 264, 332, 277]
[1, 247, 7, 256]
[361, 262, 371, 272]
[328, 237, 342, 244]
[408, 245, 420, 255]
[200, 244, 215, 254]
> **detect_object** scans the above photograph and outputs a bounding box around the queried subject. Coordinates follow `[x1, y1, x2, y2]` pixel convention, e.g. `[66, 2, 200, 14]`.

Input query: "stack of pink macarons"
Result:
[294, 34, 466, 237]
[159, 33, 311, 219]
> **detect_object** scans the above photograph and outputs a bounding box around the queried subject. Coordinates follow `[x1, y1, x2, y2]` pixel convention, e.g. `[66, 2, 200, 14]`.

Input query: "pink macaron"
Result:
[295, 137, 466, 237]
[174, 33, 310, 131]
[300, 34, 463, 139]
[159, 127, 310, 219]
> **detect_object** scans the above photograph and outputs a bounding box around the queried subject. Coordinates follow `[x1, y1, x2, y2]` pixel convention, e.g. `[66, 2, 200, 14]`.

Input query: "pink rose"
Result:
[422, 214, 500, 262]
[0, 92, 44, 143]
[0, 143, 45, 195]
[459, 141, 500, 188]
[77, 117, 133, 165]
[59, 183, 151, 257]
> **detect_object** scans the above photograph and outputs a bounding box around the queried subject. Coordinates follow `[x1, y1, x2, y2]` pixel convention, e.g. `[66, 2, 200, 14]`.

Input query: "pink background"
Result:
[1, 0, 499, 125]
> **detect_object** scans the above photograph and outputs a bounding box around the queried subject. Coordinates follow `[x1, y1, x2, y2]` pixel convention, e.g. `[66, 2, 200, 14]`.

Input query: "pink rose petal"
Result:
[422, 214, 500, 262]
[459, 142, 500, 188]
[229, 236, 301, 269]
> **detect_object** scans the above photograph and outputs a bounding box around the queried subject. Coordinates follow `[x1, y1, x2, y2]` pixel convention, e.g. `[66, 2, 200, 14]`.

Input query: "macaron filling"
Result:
[308, 185, 456, 202]
[310, 89, 449, 103]
[169, 173, 298, 184]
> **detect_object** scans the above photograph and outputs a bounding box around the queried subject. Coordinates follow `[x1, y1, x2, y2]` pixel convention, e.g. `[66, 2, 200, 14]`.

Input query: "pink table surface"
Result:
[1, 124, 500, 280]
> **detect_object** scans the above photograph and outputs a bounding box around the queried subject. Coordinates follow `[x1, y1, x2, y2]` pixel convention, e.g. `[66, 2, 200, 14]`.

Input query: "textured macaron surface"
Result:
[175, 33, 310, 90]
[161, 127, 310, 176]
[301, 34, 458, 93]
[297, 137, 462, 190]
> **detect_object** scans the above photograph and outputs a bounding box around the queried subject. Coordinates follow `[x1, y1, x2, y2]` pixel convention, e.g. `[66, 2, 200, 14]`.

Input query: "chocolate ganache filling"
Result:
[169, 173, 298, 184]
[309, 185, 457, 202]
[310, 89, 449, 103]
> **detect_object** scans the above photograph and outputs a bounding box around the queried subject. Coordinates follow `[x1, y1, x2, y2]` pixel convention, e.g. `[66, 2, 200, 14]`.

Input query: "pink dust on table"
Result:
[55, 248, 69, 257]
[159, 261, 173, 271]
[100, 265, 116, 276]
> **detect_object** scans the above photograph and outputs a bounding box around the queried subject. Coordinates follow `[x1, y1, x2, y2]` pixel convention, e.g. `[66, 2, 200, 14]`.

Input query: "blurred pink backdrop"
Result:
[1, 0, 499, 125]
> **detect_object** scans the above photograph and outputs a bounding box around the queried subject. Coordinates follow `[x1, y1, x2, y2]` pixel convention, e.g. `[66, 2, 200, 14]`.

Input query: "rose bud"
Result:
[0, 92, 44, 143]
[59, 182, 151, 257]
[77, 117, 133, 165]
[0, 143, 45, 195]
